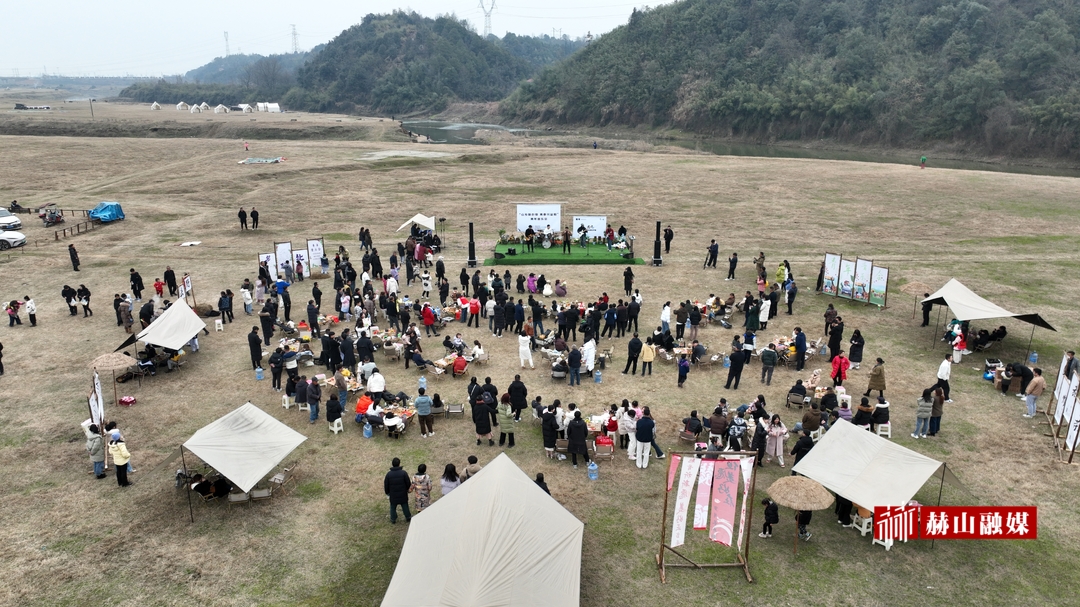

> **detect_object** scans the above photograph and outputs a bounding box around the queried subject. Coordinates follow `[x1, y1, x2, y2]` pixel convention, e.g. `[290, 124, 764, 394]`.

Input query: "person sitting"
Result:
[819, 387, 838, 411]
[190, 474, 232, 499]
[452, 355, 469, 377]
[450, 333, 466, 354]
[683, 410, 704, 438]
[365, 403, 386, 429]
[326, 394, 342, 424]
[990, 325, 1008, 342]
[789, 379, 807, 398]
[442, 334, 456, 353]
[137, 350, 157, 376]
[409, 351, 433, 370]
[800, 403, 821, 433]
[551, 359, 569, 378]
[554, 280, 567, 297]
[553, 335, 567, 352]
[691, 341, 707, 364]
[163, 347, 184, 371]
[851, 397, 874, 428]
[659, 330, 676, 351]
[384, 411, 405, 437]
[355, 391, 375, 422]
[870, 396, 890, 431]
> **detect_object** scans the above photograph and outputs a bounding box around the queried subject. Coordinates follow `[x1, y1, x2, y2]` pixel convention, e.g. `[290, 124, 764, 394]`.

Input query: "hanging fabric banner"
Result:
[709, 459, 740, 545]
[735, 456, 755, 550]
[670, 457, 700, 548]
[693, 460, 714, 530]
[666, 454, 682, 491]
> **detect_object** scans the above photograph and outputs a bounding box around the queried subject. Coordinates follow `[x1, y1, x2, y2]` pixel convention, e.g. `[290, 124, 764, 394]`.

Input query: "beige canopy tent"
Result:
[382, 453, 583, 607]
[921, 278, 1055, 356]
[396, 213, 436, 232]
[792, 420, 965, 509]
[182, 403, 306, 493]
[136, 299, 207, 350]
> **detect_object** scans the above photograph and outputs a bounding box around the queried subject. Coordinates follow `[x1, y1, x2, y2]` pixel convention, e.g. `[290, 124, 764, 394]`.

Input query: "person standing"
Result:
[414, 388, 434, 437]
[164, 266, 177, 296]
[921, 293, 933, 327]
[384, 458, 412, 524]
[567, 410, 590, 469]
[790, 429, 814, 473]
[623, 333, 642, 375]
[568, 345, 582, 387]
[640, 337, 655, 376]
[86, 424, 106, 479]
[796, 510, 813, 541]
[634, 407, 658, 469]
[306, 377, 322, 424]
[913, 389, 934, 439]
[759, 498, 779, 538]
[238, 207, 248, 230]
[248, 326, 262, 370]
[934, 354, 953, 402]
[705, 240, 719, 269]
[22, 296, 36, 327]
[848, 329, 865, 370]
[129, 269, 145, 302]
[785, 280, 797, 314]
[830, 350, 850, 387]
[76, 285, 93, 317]
[828, 316, 844, 360]
[677, 354, 690, 388]
[760, 344, 778, 386]
[410, 464, 432, 512]
[508, 374, 528, 421]
[1023, 368, 1046, 418]
[108, 431, 132, 487]
[725, 346, 745, 390]
[250, 206, 259, 229]
[623, 267, 634, 297]
[864, 358, 886, 398]
[562, 226, 573, 254]
[498, 398, 517, 447]
[928, 386, 945, 436]
[68, 244, 81, 271]
[793, 327, 807, 371]
[727, 252, 738, 280]
[663, 225, 674, 253]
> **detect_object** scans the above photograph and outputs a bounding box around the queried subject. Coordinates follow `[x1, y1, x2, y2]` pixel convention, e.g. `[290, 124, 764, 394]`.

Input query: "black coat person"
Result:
[341, 337, 357, 370]
[460, 268, 470, 296]
[68, 244, 80, 271]
[725, 349, 745, 389]
[129, 270, 145, 300]
[542, 410, 559, 449]
[508, 378, 528, 416]
[248, 328, 263, 369]
[567, 416, 590, 456]
[472, 401, 496, 437]
[164, 267, 177, 296]
[356, 334, 375, 363]
[259, 304, 275, 345]
[138, 301, 155, 327]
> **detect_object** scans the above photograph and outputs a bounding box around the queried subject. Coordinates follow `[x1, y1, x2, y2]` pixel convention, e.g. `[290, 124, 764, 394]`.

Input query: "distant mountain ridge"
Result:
[500, 0, 1080, 159]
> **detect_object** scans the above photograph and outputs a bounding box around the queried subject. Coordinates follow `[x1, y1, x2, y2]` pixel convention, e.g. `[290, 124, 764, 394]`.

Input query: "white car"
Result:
[0, 229, 26, 250]
[0, 209, 22, 231]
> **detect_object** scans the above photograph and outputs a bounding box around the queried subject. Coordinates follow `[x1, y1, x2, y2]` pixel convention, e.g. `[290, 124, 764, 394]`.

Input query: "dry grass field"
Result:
[1, 99, 1079, 607]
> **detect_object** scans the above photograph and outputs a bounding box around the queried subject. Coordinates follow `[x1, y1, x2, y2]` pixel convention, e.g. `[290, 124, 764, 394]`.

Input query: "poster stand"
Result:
[656, 450, 757, 584]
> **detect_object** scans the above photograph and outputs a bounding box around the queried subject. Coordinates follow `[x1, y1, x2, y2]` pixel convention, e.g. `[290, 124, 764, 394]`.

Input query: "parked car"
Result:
[0, 230, 26, 250]
[0, 209, 22, 231]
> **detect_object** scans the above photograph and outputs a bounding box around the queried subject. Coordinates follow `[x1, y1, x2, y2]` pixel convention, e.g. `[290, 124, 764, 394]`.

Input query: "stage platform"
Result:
[485, 243, 644, 266]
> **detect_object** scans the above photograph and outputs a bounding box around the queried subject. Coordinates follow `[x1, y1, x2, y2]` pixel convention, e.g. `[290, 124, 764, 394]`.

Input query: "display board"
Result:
[516, 203, 562, 233]
[822, 253, 841, 295]
[869, 266, 889, 307]
[1053, 352, 1070, 422]
[572, 215, 607, 239]
[1065, 372, 1080, 450]
[259, 253, 277, 280]
[275, 242, 293, 278]
[837, 259, 856, 299]
[307, 239, 325, 274]
[853, 258, 873, 303]
[1061, 372, 1079, 440]
[292, 250, 310, 277]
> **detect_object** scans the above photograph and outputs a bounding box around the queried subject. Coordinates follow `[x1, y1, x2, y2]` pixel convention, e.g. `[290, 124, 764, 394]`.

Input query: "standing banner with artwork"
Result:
[822, 253, 842, 296]
[571, 215, 607, 239]
[293, 250, 310, 278]
[708, 459, 740, 546]
[1061, 372, 1079, 435]
[515, 203, 561, 233]
[260, 253, 277, 280]
[837, 259, 857, 299]
[307, 239, 325, 275]
[1065, 372, 1080, 450]
[693, 460, 714, 530]
[671, 456, 701, 548]
[735, 456, 755, 550]
[853, 258, 873, 303]
[275, 242, 293, 277]
[869, 266, 889, 307]
[1053, 352, 1071, 421]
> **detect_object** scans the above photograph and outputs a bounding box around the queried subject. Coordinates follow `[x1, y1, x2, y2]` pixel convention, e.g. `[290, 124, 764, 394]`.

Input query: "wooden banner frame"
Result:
[656, 450, 758, 584]
[1045, 364, 1080, 464]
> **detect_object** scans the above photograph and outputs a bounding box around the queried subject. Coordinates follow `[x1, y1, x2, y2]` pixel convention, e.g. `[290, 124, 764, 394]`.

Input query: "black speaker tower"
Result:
[652, 221, 663, 266]
[468, 222, 477, 268]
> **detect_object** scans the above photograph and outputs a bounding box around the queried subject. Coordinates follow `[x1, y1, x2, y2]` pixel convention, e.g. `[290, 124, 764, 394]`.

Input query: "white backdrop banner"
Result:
[260, 253, 277, 280]
[292, 250, 311, 277]
[572, 215, 607, 239]
[275, 242, 293, 278]
[307, 239, 325, 274]
[1066, 372, 1080, 450]
[516, 203, 561, 233]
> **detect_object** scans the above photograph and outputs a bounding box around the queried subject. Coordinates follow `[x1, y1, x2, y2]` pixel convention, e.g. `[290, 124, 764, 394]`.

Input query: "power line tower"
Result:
[478, 0, 496, 39]
[552, 28, 562, 38]
[224, 32, 230, 56]
[291, 25, 299, 53]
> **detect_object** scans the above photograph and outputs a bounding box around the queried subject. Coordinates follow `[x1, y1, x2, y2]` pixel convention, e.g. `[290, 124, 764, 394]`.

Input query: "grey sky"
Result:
[2, 0, 653, 77]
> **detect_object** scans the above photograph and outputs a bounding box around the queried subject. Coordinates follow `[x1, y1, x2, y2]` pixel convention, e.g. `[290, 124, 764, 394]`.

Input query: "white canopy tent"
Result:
[382, 453, 584, 607]
[396, 213, 436, 233]
[792, 420, 965, 509]
[183, 403, 306, 493]
[136, 299, 207, 350]
[921, 278, 1055, 355]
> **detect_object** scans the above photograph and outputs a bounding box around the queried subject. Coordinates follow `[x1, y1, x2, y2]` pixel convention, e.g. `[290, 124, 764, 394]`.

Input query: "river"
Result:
[402, 121, 1080, 178]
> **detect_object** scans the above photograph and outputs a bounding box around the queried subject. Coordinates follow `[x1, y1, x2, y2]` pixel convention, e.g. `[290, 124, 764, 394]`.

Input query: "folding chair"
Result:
[593, 441, 615, 461]
[445, 402, 465, 419]
[227, 492, 251, 508]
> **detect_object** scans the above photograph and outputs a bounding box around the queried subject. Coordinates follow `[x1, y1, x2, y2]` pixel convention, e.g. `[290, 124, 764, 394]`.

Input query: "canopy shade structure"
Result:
[182, 403, 306, 493]
[382, 453, 584, 607]
[922, 279, 1055, 331]
[792, 420, 966, 510]
[396, 213, 436, 232]
[135, 299, 207, 350]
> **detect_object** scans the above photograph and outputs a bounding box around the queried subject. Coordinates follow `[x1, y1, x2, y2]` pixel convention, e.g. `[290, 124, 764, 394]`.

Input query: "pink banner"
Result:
[709, 460, 740, 545]
[694, 460, 714, 530]
[667, 454, 682, 491]
[735, 456, 755, 550]
[670, 457, 700, 548]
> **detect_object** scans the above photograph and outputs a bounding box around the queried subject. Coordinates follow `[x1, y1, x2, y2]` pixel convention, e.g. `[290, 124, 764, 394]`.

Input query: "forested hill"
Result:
[285, 12, 533, 114]
[501, 0, 1080, 159]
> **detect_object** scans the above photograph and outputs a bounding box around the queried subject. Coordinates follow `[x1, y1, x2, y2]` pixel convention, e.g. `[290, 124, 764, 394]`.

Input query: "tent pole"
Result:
[1024, 324, 1035, 364]
[112, 369, 118, 406]
[743, 456, 757, 573]
[931, 306, 942, 350]
[931, 464, 947, 549]
[182, 447, 194, 524]
[657, 464, 672, 583]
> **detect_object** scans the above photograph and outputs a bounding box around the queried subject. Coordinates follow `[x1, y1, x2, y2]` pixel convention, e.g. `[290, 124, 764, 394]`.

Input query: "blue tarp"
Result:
[89, 201, 124, 222]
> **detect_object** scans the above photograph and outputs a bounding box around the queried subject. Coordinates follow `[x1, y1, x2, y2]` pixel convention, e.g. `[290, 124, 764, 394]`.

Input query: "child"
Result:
[759, 498, 779, 538]
[797, 510, 813, 541]
[410, 464, 432, 512]
[153, 278, 165, 298]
